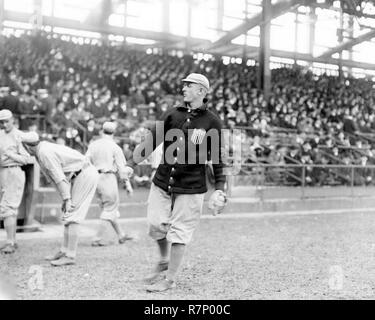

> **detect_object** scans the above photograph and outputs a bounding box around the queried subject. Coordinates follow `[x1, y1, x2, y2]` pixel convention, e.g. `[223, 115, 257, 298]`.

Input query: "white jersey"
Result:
[36, 141, 86, 185]
[86, 135, 127, 180]
[0, 128, 31, 167]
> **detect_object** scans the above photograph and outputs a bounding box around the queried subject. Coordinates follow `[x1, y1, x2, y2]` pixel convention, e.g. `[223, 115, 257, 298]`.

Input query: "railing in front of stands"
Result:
[229, 163, 375, 194]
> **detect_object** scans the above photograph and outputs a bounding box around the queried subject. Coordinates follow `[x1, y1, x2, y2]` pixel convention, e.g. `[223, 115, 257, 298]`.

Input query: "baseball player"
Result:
[86, 121, 133, 247]
[21, 132, 99, 266]
[0, 109, 32, 254]
[124, 73, 227, 292]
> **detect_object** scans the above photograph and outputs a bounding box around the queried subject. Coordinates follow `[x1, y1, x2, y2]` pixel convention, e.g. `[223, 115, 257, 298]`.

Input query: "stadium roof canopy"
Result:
[2, 0, 375, 77]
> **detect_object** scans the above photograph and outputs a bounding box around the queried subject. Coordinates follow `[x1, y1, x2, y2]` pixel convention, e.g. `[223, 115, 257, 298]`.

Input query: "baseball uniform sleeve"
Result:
[37, 150, 67, 185]
[126, 107, 173, 168]
[85, 144, 93, 164]
[114, 145, 128, 180]
[3, 132, 32, 165]
[4, 142, 32, 165]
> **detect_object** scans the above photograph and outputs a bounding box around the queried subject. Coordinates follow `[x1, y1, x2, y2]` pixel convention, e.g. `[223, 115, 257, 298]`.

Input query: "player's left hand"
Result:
[208, 190, 227, 216]
[61, 199, 74, 220]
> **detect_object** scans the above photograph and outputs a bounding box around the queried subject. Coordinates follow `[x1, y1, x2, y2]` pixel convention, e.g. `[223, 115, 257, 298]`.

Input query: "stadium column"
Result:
[258, 0, 271, 100]
[101, 0, 113, 45]
[32, 0, 42, 30]
[162, 0, 170, 54]
[122, 0, 128, 46]
[162, 0, 170, 34]
[294, 9, 298, 63]
[242, 0, 249, 64]
[0, 0, 3, 32]
[308, 8, 317, 68]
[348, 15, 354, 74]
[185, 0, 193, 54]
[217, 0, 224, 32]
[338, 7, 344, 79]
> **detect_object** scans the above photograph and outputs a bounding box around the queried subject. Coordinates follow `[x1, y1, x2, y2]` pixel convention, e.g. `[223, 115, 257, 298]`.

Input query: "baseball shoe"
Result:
[91, 240, 109, 247]
[146, 278, 176, 293]
[0, 242, 17, 250]
[45, 251, 66, 261]
[0, 244, 16, 254]
[50, 256, 76, 267]
[119, 234, 134, 244]
[144, 261, 169, 284]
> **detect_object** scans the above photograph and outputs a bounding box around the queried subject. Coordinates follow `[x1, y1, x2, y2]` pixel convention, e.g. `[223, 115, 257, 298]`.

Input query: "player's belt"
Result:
[1, 165, 20, 169]
[98, 170, 115, 174]
[70, 169, 82, 180]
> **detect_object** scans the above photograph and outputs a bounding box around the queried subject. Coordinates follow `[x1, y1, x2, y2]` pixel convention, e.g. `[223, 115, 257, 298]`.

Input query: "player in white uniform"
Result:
[86, 122, 133, 246]
[21, 132, 99, 266]
[0, 109, 32, 254]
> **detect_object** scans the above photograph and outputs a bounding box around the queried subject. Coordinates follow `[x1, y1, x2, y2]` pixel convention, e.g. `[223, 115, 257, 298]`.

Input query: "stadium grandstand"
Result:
[3, 0, 375, 300]
[2, 0, 375, 189]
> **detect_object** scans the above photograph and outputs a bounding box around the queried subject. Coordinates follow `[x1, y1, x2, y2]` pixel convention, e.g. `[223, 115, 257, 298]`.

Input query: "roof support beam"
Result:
[311, 2, 375, 19]
[318, 29, 375, 59]
[208, 0, 303, 50]
[3, 10, 212, 45]
[210, 42, 375, 70]
[0, 0, 4, 31]
[4, 8, 375, 71]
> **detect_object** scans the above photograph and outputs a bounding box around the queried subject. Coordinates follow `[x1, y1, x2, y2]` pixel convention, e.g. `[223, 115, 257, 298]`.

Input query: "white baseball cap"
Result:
[20, 131, 40, 145]
[103, 121, 116, 134]
[0, 109, 13, 121]
[182, 73, 210, 91]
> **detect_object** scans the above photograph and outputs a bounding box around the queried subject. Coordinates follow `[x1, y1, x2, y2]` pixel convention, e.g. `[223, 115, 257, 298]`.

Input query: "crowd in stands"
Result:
[1, 31, 375, 187]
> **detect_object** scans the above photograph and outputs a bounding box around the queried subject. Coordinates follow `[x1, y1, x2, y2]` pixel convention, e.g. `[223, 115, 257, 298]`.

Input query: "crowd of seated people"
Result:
[1, 31, 375, 186]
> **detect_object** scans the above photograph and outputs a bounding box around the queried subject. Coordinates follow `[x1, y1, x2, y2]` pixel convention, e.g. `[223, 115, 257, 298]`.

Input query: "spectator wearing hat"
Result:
[0, 109, 32, 254]
[86, 121, 134, 247]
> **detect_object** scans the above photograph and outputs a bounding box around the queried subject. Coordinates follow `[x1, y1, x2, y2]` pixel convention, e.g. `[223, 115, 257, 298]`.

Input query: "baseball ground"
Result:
[2, 199, 375, 300]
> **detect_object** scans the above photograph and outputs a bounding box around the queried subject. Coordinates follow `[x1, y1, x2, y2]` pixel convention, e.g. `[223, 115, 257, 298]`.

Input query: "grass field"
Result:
[2, 209, 375, 300]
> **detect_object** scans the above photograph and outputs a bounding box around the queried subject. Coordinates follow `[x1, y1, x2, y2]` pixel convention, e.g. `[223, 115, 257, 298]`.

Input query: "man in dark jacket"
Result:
[124, 73, 227, 292]
[0, 87, 20, 116]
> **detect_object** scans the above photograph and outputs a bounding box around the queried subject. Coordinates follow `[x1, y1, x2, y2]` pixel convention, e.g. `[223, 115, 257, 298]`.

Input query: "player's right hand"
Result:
[124, 166, 134, 179]
[124, 179, 134, 197]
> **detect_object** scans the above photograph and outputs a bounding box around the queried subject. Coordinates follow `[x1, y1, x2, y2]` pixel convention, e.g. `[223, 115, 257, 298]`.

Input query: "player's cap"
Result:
[0, 109, 13, 121]
[182, 73, 210, 91]
[20, 131, 40, 146]
[103, 121, 116, 134]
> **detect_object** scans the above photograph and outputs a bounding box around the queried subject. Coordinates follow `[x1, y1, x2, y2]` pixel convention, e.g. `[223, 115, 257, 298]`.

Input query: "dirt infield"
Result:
[2, 210, 375, 300]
